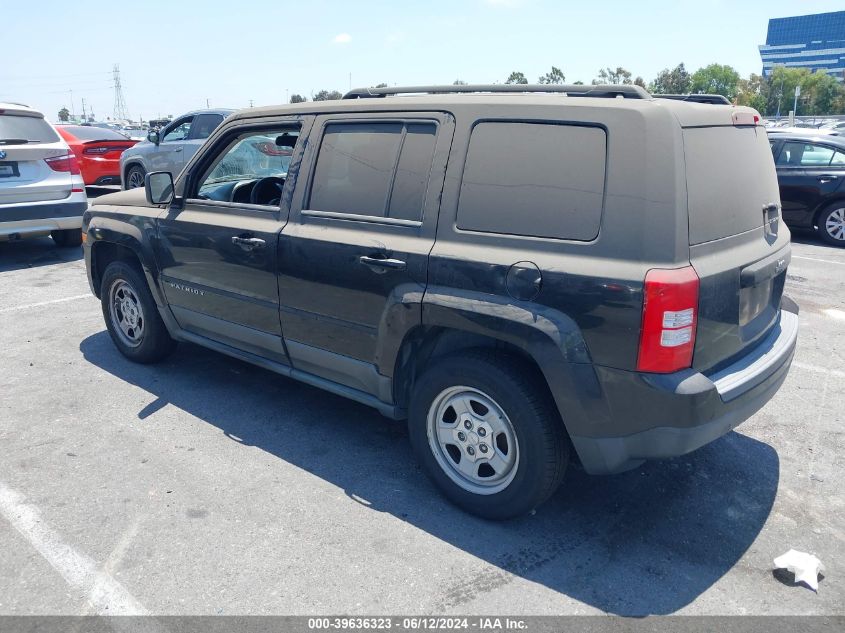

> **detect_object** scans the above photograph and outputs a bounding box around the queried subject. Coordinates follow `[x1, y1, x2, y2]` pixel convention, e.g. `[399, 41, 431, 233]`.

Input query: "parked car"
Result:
[83, 84, 798, 518]
[769, 132, 845, 246]
[820, 120, 845, 133]
[120, 109, 233, 189]
[770, 126, 839, 137]
[0, 102, 87, 246]
[56, 125, 138, 186]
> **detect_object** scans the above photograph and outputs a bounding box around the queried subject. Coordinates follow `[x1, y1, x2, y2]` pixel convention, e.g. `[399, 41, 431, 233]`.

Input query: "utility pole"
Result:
[81, 98, 87, 122]
[206, 98, 210, 108]
[249, 99, 254, 108]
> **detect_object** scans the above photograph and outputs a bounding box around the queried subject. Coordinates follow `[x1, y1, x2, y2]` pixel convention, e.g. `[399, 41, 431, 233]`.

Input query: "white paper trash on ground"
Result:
[773, 549, 825, 591]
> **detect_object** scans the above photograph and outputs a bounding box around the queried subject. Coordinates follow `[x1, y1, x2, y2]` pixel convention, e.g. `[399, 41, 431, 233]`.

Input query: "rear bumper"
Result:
[0, 198, 88, 237]
[572, 301, 799, 475]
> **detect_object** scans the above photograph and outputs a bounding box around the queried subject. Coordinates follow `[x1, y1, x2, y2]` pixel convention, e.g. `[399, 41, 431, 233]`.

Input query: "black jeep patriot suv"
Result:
[83, 84, 798, 519]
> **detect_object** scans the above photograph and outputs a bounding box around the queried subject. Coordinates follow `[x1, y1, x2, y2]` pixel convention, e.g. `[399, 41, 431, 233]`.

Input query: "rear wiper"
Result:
[0, 138, 38, 145]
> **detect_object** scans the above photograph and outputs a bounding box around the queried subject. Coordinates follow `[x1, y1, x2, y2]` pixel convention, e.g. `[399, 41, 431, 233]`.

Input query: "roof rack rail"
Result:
[654, 94, 731, 105]
[343, 84, 652, 100]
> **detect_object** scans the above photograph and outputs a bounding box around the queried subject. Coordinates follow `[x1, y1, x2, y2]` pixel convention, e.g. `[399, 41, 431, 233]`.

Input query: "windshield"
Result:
[0, 114, 59, 143]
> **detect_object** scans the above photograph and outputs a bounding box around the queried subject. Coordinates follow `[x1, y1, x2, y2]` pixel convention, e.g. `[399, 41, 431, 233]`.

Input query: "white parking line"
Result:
[792, 361, 845, 380]
[0, 482, 147, 615]
[793, 255, 845, 266]
[823, 309, 845, 322]
[0, 294, 92, 314]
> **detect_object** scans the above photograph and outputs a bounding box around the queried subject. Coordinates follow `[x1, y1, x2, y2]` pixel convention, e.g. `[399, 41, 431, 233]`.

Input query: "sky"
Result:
[3, 0, 844, 122]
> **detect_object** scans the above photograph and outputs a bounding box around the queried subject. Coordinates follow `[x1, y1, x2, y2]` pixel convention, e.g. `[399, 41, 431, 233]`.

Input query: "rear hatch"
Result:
[678, 106, 790, 372]
[0, 108, 72, 205]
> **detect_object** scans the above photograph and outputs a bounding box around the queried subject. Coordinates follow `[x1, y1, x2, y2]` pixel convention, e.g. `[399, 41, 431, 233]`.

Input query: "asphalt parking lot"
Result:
[0, 231, 842, 616]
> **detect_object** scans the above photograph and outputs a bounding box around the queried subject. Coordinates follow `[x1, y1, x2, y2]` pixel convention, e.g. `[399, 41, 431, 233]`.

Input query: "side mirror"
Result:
[145, 171, 174, 205]
[147, 129, 160, 145]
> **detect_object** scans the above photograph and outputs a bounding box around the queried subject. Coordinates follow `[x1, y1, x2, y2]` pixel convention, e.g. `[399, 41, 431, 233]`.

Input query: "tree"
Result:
[58, 107, 69, 122]
[735, 73, 768, 113]
[289, 94, 306, 103]
[633, 76, 646, 88]
[505, 71, 528, 85]
[538, 66, 565, 84]
[801, 70, 845, 115]
[374, 83, 388, 88]
[593, 67, 632, 85]
[313, 90, 342, 101]
[453, 79, 468, 85]
[650, 63, 691, 94]
[690, 64, 740, 101]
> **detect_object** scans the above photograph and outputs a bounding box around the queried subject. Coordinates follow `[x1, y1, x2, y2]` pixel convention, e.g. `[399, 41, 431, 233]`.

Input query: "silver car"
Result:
[0, 102, 88, 246]
[120, 108, 233, 189]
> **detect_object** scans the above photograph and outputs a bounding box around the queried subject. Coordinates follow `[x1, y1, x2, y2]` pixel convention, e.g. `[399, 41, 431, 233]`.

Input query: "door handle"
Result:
[359, 255, 406, 272]
[231, 235, 266, 250]
[818, 175, 838, 183]
[173, 147, 183, 152]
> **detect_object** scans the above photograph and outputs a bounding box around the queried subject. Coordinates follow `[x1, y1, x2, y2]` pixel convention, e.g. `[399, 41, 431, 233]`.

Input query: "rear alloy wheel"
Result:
[51, 229, 82, 247]
[818, 204, 845, 247]
[408, 350, 568, 519]
[125, 165, 146, 189]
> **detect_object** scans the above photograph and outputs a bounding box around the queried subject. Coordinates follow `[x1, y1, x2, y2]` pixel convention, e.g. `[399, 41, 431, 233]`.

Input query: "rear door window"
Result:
[456, 122, 606, 241]
[190, 114, 225, 140]
[308, 121, 437, 221]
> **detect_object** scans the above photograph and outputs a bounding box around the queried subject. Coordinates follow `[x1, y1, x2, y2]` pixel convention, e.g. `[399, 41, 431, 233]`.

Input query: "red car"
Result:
[56, 125, 138, 186]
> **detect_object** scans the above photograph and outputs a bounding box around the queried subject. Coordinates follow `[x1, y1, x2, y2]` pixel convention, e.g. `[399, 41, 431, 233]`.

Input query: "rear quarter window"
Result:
[456, 122, 606, 241]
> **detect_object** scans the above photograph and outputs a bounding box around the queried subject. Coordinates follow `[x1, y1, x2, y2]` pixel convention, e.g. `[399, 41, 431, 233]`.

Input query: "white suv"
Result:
[0, 103, 88, 246]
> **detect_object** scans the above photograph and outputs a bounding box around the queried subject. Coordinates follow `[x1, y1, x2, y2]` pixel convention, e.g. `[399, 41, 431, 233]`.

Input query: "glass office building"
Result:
[759, 11, 845, 81]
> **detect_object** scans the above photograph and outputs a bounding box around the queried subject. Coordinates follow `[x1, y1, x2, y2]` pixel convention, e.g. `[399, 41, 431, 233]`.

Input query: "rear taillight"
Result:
[252, 141, 291, 156]
[45, 152, 81, 175]
[637, 266, 700, 373]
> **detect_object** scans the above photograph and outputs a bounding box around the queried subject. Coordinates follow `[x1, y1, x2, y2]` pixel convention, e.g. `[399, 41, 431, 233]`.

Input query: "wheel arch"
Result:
[390, 290, 612, 447]
[122, 160, 146, 188]
[87, 221, 164, 307]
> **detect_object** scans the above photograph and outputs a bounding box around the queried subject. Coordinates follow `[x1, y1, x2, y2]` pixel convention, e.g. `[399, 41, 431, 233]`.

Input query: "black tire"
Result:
[408, 350, 568, 519]
[101, 260, 176, 363]
[816, 202, 845, 247]
[125, 164, 146, 190]
[51, 229, 82, 247]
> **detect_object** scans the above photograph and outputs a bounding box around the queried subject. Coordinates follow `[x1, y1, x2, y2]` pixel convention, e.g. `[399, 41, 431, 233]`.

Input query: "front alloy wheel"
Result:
[108, 279, 145, 348]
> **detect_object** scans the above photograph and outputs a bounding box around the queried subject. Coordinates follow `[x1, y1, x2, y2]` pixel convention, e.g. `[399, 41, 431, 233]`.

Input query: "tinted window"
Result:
[776, 142, 835, 167]
[61, 125, 128, 141]
[162, 117, 193, 143]
[309, 121, 437, 221]
[457, 122, 605, 241]
[389, 124, 437, 221]
[191, 114, 224, 140]
[0, 114, 59, 143]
